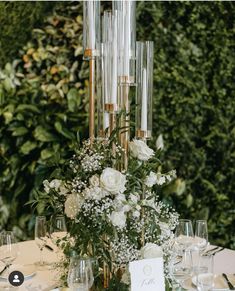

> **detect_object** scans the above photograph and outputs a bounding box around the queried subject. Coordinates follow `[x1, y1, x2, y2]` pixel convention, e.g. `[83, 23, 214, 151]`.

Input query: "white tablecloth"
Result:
[0, 241, 235, 290]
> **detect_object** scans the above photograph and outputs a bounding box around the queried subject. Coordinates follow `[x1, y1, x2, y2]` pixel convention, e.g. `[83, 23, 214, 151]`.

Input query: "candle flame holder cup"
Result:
[135, 41, 154, 140]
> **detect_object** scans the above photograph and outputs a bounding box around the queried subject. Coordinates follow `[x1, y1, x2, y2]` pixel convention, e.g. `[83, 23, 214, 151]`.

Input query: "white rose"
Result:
[100, 168, 126, 194]
[129, 139, 154, 161]
[145, 171, 158, 187]
[89, 175, 100, 187]
[109, 211, 126, 229]
[156, 134, 164, 150]
[64, 193, 84, 219]
[141, 243, 163, 259]
[49, 179, 62, 191]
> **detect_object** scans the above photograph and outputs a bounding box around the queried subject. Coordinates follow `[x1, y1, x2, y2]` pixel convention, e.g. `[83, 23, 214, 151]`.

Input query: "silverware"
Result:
[212, 247, 225, 255]
[0, 265, 7, 276]
[222, 273, 235, 290]
[45, 244, 54, 251]
[203, 246, 220, 255]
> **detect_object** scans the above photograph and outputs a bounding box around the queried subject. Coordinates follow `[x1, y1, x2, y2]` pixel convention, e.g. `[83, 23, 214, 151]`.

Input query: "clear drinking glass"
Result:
[67, 258, 91, 291]
[170, 250, 193, 290]
[175, 219, 194, 253]
[34, 216, 47, 267]
[0, 231, 18, 275]
[196, 254, 214, 291]
[195, 220, 208, 253]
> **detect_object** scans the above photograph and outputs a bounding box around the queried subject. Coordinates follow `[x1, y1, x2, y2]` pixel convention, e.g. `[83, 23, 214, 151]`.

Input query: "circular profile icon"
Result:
[8, 271, 24, 287]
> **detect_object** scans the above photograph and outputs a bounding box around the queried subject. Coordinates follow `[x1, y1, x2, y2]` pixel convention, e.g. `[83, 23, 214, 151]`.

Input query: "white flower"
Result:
[89, 175, 100, 187]
[129, 139, 154, 161]
[156, 134, 164, 150]
[145, 171, 158, 187]
[122, 204, 131, 213]
[159, 222, 171, 237]
[64, 193, 84, 219]
[132, 210, 140, 218]
[109, 211, 126, 229]
[59, 184, 69, 196]
[49, 179, 62, 191]
[43, 180, 50, 193]
[100, 168, 126, 194]
[121, 270, 130, 285]
[141, 243, 163, 259]
[156, 173, 166, 185]
[129, 193, 139, 204]
[83, 186, 107, 201]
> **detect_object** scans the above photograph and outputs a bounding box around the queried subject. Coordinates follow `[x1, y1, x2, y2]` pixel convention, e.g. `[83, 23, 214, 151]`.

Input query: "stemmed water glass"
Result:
[67, 257, 94, 291]
[0, 231, 18, 275]
[175, 219, 194, 253]
[194, 220, 208, 253]
[50, 215, 67, 260]
[34, 216, 48, 267]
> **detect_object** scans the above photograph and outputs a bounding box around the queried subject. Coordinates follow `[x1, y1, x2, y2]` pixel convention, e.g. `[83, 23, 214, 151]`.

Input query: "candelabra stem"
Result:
[119, 83, 130, 171]
[89, 58, 95, 142]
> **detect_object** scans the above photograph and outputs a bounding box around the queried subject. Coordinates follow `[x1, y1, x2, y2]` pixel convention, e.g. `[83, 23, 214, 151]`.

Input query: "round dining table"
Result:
[0, 240, 235, 290]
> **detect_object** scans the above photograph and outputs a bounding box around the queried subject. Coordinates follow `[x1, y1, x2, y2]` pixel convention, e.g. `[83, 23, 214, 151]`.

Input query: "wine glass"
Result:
[196, 253, 214, 291]
[34, 216, 47, 267]
[67, 258, 90, 291]
[50, 215, 67, 261]
[195, 220, 208, 253]
[175, 219, 194, 253]
[170, 250, 193, 290]
[50, 215, 67, 244]
[0, 231, 18, 276]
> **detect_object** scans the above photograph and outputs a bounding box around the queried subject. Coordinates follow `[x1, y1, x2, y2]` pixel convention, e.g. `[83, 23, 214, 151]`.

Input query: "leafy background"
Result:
[0, 2, 234, 248]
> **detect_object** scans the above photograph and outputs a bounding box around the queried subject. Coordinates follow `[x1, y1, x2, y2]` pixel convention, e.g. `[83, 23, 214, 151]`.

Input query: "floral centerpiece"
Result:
[34, 133, 179, 289]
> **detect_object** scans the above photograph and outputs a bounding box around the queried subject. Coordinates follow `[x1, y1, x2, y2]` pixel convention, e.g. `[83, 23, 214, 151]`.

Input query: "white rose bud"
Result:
[129, 139, 154, 161]
[89, 175, 100, 187]
[49, 179, 62, 191]
[43, 180, 50, 193]
[156, 134, 164, 150]
[141, 243, 163, 259]
[100, 168, 126, 194]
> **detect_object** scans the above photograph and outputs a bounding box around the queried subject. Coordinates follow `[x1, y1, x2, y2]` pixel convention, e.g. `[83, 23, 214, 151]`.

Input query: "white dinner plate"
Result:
[0, 264, 36, 280]
[192, 274, 235, 291]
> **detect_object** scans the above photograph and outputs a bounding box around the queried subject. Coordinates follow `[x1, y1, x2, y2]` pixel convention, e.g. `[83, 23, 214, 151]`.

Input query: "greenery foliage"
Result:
[0, 2, 55, 66]
[0, 3, 88, 238]
[0, 2, 234, 248]
[137, 2, 235, 248]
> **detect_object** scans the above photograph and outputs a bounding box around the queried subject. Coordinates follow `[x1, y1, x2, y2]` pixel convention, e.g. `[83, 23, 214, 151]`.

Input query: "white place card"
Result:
[129, 258, 165, 291]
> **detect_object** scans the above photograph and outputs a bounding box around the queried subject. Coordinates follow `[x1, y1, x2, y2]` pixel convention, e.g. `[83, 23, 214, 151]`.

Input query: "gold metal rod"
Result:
[89, 58, 95, 142]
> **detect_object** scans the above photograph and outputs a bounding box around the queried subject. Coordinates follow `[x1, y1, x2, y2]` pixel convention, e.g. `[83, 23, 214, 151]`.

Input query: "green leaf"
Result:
[34, 126, 58, 142]
[12, 126, 28, 136]
[40, 148, 54, 160]
[67, 88, 80, 112]
[20, 141, 37, 155]
[16, 104, 41, 114]
[54, 121, 75, 140]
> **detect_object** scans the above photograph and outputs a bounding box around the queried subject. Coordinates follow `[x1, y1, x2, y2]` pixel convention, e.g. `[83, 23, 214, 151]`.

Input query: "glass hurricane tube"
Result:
[113, 0, 136, 84]
[135, 41, 154, 139]
[83, 0, 100, 59]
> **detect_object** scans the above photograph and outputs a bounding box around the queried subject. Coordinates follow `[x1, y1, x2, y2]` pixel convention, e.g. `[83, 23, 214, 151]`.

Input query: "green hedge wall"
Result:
[0, 2, 55, 66]
[0, 2, 234, 247]
[137, 2, 235, 248]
